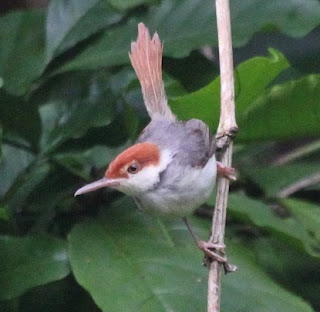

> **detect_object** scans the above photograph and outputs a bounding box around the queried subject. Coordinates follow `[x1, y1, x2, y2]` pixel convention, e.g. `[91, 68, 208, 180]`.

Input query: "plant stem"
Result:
[207, 0, 238, 311]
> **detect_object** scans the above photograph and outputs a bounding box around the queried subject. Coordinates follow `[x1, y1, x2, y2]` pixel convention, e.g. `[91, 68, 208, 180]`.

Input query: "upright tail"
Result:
[129, 23, 176, 121]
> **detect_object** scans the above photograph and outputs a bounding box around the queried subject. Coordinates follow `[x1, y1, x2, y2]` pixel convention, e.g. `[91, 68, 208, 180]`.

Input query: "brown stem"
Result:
[207, 0, 238, 311]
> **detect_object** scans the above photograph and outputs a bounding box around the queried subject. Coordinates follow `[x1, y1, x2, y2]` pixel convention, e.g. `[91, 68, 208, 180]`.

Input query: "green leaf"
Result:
[0, 144, 35, 198]
[57, 0, 320, 72]
[57, 20, 136, 72]
[242, 163, 320, 198]
[0, 235, 70, 301]
[230, 0, 320, 40]
[17, 278, 97, 312]
[53, 144, 130, 180]
[38, 72, 117, 153]
[282, 198, 320, 243]
[69, 197, 313, 311]
[0, 11, 46, 95]
[0, 126, 2, 161]
[222, 244, 313, 312]
[0, 90, 41, 147]
[240, 74, 320, 142]
[228, 193, 320, 257]
[170, 49, 289, 131]
[253, 238, 320, 310]
[45, 0, 122, 62]
[4, 161, 51, 213]
[107, 0, 159, 10]
[0, 207, 8, 221]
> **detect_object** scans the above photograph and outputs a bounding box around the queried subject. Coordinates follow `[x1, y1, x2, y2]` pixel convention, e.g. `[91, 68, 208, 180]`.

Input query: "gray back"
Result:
[137, 116, 215, 168]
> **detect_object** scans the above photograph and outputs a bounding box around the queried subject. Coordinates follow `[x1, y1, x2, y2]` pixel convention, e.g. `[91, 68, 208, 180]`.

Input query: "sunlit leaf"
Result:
[170, 49, 289, 130]
[240, 74, 320, 141]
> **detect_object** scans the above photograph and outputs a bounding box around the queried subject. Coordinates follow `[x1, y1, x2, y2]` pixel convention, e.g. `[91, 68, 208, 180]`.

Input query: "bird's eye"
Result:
[127, 163, 140, 174]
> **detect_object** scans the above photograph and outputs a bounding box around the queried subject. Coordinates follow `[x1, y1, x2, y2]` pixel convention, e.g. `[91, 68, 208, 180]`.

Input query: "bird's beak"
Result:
[74, 178, 120, 196]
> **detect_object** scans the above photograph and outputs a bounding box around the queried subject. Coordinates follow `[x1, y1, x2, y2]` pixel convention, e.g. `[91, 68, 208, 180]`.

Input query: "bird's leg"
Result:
[182, 217, 227, 264]
[217, 161, 236, 181]
[183, 218, 237, 273]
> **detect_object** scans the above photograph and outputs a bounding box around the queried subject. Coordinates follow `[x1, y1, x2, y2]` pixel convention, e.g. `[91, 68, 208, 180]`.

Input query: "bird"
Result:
[75, 23, 235, 261]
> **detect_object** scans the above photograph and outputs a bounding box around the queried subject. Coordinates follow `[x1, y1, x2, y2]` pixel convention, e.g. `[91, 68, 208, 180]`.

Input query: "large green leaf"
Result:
[57, 0, 320, 72]
[45, 0, 122, 62]
[172, 63, 320, 143]
[240, 74, 320, 141]
[170, 49, 289, 130]
[68, 197, 313, 311]
[0, 11, 46, 95]
[0, 235, 70, 301]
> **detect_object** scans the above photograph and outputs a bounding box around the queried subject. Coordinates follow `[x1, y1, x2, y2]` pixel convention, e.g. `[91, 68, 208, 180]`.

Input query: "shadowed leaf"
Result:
[0, 235, 70, 301]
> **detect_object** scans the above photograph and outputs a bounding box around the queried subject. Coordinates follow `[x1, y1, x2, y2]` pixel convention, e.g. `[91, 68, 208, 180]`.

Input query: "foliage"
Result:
[0, 0, 320, 311]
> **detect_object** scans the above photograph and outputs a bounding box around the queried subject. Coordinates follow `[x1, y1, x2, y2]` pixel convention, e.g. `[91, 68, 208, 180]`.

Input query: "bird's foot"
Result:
[217, 162, 236, 181]
[197, 240, 237, 273]
[197, 241, 227, 263]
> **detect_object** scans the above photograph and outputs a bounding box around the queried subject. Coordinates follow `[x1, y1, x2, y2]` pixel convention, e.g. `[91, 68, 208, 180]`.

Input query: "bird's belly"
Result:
[134, 156, 217, 217]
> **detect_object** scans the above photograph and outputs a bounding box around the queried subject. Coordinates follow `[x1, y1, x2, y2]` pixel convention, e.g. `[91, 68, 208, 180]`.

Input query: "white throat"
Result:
[115, 149, 173, 196]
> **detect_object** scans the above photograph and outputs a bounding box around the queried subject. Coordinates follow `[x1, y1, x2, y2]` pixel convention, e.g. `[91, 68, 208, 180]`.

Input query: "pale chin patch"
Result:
[116, 149, 173, 196]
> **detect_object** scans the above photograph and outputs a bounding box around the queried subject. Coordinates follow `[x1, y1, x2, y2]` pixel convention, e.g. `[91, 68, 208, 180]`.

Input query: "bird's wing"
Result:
[138, 117, 215, 168]
[179, 119, 216, 168]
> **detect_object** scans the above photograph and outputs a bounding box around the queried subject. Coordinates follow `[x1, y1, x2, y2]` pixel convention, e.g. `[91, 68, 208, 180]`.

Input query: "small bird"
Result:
[75, 23, 234, 261]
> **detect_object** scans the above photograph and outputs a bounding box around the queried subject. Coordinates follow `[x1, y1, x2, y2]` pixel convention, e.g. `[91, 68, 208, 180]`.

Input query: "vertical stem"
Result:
[215, 0, 237, 139]
[207, 0, 237, 311]
[207, 144, 234, 311]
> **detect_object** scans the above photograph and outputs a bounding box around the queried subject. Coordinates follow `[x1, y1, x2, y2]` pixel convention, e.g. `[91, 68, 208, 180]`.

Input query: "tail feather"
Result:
[129, 23, 176, 121]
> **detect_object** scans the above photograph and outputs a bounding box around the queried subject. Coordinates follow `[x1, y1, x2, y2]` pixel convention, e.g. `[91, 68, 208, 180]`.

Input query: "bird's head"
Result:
[74, 142, 172, 197]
